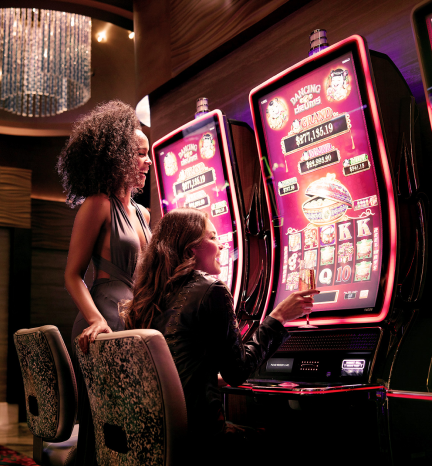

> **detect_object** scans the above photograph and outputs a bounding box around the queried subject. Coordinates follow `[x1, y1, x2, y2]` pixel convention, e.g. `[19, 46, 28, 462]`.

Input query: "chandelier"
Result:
[0, 9, 91, 117]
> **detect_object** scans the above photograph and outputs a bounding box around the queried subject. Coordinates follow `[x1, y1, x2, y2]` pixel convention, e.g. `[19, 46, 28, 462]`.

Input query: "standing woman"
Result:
[57, 100, 151, 464]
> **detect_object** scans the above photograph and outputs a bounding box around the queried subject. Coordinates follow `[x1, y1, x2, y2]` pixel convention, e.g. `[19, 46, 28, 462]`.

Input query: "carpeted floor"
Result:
[0, 445, 37, 465]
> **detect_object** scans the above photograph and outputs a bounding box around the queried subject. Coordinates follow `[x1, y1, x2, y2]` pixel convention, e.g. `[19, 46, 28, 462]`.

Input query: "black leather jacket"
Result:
[152, 270, 289, 436]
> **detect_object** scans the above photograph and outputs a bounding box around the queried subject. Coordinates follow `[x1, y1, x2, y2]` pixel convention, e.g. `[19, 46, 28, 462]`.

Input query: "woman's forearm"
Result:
[65, 272, 106, 325]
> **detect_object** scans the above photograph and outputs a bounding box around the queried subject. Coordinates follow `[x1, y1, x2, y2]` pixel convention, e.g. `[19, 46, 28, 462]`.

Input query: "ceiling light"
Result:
[0, 8, 92, 117]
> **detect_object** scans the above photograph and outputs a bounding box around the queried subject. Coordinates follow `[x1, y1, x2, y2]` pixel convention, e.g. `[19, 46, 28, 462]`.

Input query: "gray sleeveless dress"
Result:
[71, 196, 151, 347]
[72, 196, 151, 466]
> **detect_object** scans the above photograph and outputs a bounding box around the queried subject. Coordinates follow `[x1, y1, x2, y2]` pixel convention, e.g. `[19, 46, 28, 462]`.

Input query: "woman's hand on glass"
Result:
[78, 320, 112, 354]
[269, 289, 320, 326]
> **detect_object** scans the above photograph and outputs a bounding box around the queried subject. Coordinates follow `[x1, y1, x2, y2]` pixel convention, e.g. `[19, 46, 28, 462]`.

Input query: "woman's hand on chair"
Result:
[79, 320, 112, 354]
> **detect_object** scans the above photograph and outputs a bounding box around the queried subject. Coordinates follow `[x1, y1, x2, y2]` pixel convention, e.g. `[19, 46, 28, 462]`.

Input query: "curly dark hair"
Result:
[57, 100, 143, 207]
[122, 208, 208, 330]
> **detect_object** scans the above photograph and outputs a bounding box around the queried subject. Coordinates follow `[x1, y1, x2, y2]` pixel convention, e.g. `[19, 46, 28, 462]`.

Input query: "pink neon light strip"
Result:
[249, 93, 275, 325]
[231, 386, 432, 400]
[236, 384, 385, 395]
[387, 390, 432, 401]
[249, 35, 397, 327]
[151, 110, 244, 310]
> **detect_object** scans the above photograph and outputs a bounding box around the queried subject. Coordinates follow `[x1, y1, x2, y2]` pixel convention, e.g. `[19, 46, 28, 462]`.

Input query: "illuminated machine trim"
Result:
[229, 385, 432, 400]
[151, 110, 245, 311]
[412, 0, 432, 131]
[387, 390, 432, 401]
[249, 35, 397, 327]
[235, 384, 385, 395]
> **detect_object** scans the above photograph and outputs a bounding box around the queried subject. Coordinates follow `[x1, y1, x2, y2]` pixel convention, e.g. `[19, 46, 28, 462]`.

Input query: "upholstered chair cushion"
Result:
[75, 329, 187, 466]
[14, 325, 78, 442]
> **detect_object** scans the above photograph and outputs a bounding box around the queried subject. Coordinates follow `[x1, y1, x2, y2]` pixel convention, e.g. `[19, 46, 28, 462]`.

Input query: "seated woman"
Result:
[122, 208, 318, 463]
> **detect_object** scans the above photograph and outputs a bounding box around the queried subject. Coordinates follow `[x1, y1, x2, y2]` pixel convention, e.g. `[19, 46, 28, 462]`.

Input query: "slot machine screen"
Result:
[152, 110, 243, 305]
[250, 36, 396, 326]
[412, 0, 432, 130]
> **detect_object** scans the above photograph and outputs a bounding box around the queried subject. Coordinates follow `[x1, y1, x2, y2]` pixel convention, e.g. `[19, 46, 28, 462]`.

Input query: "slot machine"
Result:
[412, 0, 432, 130]
[222, 35, 429, 464]
[151, 107, 270, 333]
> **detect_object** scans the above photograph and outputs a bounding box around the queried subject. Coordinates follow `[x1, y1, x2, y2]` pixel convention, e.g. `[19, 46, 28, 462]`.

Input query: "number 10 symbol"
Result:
[336, 265, 352, 282]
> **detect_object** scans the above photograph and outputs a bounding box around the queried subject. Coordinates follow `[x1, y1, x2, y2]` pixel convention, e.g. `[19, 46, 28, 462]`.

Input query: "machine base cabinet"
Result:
[223, 385, 432, 465]
[223, 386, 387, 465]
[387, 396, 432, 465]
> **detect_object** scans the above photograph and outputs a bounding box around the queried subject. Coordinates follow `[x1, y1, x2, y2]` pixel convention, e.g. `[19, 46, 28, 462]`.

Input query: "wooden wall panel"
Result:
[0, 135, 67, 201]
[7, 228, 31, 413]
[0, 228, 10, 402]
[133, 0, 172, 101]
[30, 249, 77, 355]
[134, 0, 308, 98]
[169, 0, 290, 76]
[31, 199, 76, 250]
[0, 167, 31, 229]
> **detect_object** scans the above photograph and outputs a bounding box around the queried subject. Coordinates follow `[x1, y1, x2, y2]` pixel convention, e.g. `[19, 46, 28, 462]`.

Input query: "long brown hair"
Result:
[123, 208, 208, 329]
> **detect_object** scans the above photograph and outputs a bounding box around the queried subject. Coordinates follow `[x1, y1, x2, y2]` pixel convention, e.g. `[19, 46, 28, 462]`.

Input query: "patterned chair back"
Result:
[14, 325, 78, 465]
[75, 329, 187, 466]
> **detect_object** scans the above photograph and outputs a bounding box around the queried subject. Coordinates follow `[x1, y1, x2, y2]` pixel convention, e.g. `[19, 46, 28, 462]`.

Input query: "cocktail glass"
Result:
[298, 259, 317, 329]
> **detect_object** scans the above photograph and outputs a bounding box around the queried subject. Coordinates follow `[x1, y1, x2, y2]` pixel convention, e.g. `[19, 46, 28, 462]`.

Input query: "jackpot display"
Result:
[152, 110, 243, 301]
[250, 36, 396, 324]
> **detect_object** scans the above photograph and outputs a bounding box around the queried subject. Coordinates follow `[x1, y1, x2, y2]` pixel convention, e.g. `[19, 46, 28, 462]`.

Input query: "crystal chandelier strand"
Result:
[2, 10, 11, 103]
[0, 12, 4, 102]
[41, 9, 48, 116]
[29, 8, 37, 116]
[54, 11, 61, 115]
[16, 9, 23, 115]
[23, 8, 31, 117]
[59, 13, 66, 113]
[69, 14, 75, 109]
[49, 11, 56, 115]
[10, 9, 17, 113]
[0, 7, 91, 117]
[35, 8, 42, 117]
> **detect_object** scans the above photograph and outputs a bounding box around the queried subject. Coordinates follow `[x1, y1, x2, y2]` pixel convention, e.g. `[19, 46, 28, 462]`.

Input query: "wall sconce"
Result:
[96, 31, 107, 42]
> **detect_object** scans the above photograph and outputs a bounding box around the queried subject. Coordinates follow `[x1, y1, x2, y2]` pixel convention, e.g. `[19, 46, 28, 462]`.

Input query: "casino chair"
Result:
[75, 329, 187, 466]
[13, 325, 78, 466]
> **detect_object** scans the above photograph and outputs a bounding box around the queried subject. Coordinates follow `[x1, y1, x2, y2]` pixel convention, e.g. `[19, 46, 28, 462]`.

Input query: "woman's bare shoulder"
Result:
[84, 193, 110, 205]
[76, 194, 111, 221]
